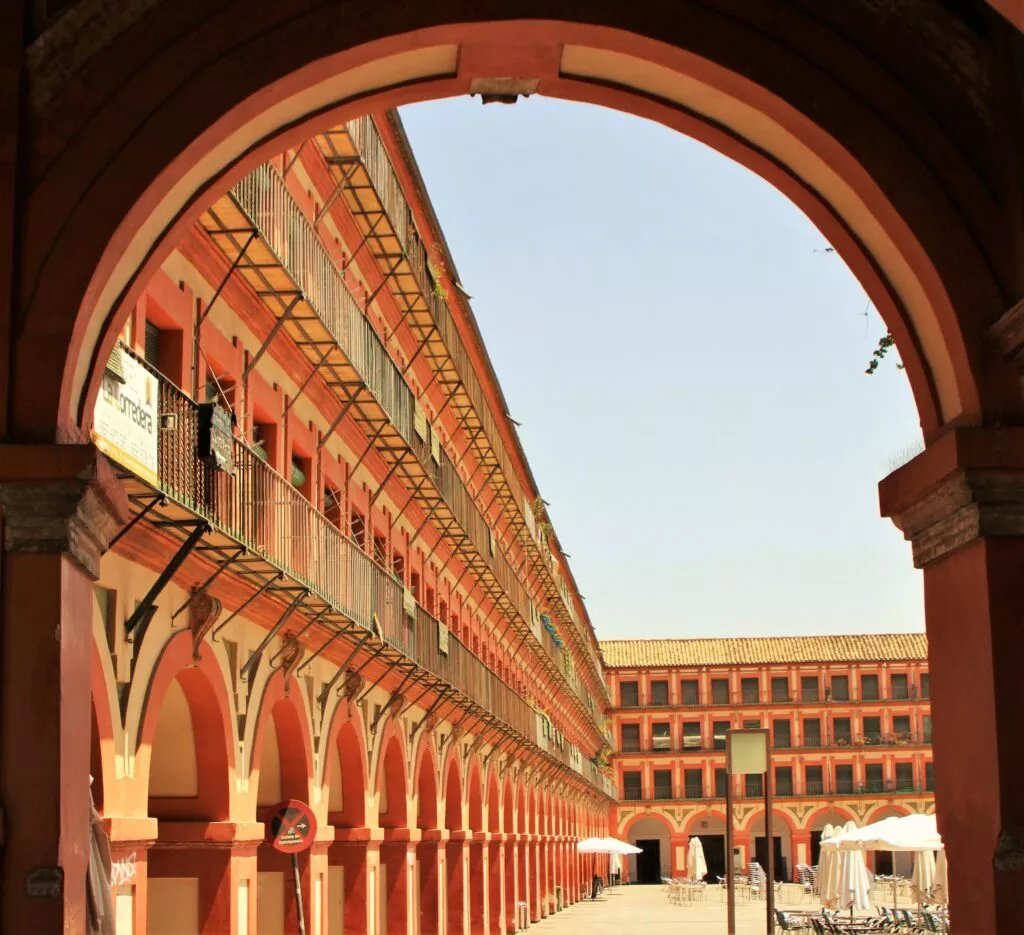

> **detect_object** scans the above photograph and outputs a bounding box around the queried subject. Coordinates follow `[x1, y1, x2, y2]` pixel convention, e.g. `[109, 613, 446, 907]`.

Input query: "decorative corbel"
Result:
[189, 586, 223, 665]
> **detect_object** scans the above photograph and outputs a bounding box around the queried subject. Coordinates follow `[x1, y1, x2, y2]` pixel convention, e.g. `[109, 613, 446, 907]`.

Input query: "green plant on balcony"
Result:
[427, 244, 448, 301]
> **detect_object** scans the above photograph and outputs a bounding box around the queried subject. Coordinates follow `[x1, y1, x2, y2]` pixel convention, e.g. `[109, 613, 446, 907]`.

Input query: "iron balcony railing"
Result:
[150, 360, 541, 742]
[620, 785, 930, 805]
[611, 692, 929, 709]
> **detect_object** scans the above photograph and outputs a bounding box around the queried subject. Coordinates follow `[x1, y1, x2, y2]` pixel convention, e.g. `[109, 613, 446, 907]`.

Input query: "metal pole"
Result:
[726, 734, 736, 935]
[765, 764, 775, 934]
[291, 853, 307, 935]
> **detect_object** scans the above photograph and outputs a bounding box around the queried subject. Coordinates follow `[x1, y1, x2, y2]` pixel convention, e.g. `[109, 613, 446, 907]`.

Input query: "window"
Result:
[892, 715, 912, 742]
[144, 320, 162, 368]
[684, 769, 703, 800]
[373, 534, 387, 567]
[923, 715, 932, 744]
[681, 679, 700, 705]
[620, 681, 639, 707]
[391, 551, 405, 583]
[713, 721, 730, 751]
[830, 675, 850, 701]
[620, 724, 640, 753]
[652, 722, 672, 752]
[864, 763, 885, 793]
[622, 771, 642, 801]
[920, 673, 930, 699]
[744, 774, 764, 798]
[894, 762, 914, 791]
[801, 676, 820, 702]
[925, 761, 934, 791]
[890, 673, 910, 700]
[861, 674, 880, 701]
[773, 719, 791, 750]
[775, 766, 793, 797]
[835, 764, 854, 794]
[833, 717, 852, 746]
[715, 768, 728, 798]
[350, 510, 367, 550]
[711, 678, 730, 705]
[771, 677, 789, 702]
[741, 677, 759, 704]
[650, 680, 669, 706]
[682, 722, 702, 750]
[324, 486, 344, 530]
[653, 769, 673, 800]
[802, 718, 821, 748]
[863, 716, 882, 745]
[805, 765, 824, 795]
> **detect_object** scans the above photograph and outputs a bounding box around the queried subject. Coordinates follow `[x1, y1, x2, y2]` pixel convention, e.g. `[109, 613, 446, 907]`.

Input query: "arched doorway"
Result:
[624, 813, 674, 884]
[443, 757, 465, 935]
[415, 742, 442, 935]
[5, 6, 1024, 933]
[376, 732, 410, 935]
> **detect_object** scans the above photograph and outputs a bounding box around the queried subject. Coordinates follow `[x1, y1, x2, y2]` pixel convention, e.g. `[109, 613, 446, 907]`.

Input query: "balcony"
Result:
[119, 359, 599, 786]
[618, 785, 929, 805]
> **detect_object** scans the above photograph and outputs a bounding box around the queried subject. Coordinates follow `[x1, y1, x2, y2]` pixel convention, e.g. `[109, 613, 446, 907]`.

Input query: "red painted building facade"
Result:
[603, 636, 933, 884]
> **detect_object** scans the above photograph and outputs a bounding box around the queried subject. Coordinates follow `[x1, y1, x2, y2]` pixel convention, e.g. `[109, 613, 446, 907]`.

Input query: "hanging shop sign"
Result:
[268, 800, 318, 854]
[198, 402, 234, 472]
[92, 347, 159, 486]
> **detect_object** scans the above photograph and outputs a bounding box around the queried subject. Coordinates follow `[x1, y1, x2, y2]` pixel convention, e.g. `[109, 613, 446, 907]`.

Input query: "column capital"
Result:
[0, 444, 130, 577]
[879, 428, 1024, 567]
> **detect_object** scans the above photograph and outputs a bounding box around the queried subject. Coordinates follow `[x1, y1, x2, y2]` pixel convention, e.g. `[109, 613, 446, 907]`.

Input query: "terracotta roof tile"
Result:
[599, 633, 927, 668]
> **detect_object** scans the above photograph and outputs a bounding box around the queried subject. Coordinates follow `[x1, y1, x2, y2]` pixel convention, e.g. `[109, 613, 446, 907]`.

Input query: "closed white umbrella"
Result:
[933, 850, 949, 906]
[687, 836, 708, 882]
[837, 847, 873, 913]
[912, 850, 936, 902]
[817, 824, 839, 908]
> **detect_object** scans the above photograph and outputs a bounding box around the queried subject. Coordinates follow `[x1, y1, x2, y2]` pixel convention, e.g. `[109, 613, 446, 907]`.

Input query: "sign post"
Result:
[726, 729, 772, 935]
[268, 800, 318, 935]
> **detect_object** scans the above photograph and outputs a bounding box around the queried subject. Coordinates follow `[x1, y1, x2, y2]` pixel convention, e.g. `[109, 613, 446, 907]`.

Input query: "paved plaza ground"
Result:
[538, 883, 813, 934]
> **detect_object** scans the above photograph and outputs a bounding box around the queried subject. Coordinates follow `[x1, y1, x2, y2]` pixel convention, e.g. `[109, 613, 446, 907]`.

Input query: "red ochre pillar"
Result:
[529, 841, 541, 921]
[0, 446, 129, 934]
[468, 838, 485, 935]
[515, 840, 528, 929]
[417, 839, 443, 935]
[330, 840, 371, 935]
[791, 831, 812, 880]
[881, 430, 1024, 935]
[380, 839, 412, 935]
[487, 840, 502, 934]
[445, 838, 466, 935]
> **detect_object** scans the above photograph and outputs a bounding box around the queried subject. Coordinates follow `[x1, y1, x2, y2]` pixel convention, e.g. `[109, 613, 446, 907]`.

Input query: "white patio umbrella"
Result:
[576, 837, 612, 853]
[817, 824, 839, 908]
[912, 850, 936, 902]
[933, 850, 949, 906]
[687, 836, 708, 882]
[834, 821, 872, 914]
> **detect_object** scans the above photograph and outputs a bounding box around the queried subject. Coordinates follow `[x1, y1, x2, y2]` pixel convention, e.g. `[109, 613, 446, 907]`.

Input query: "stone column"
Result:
[417, 838, 443, 935]
[467, 837, 485, 935]
[445, 837, 466, 935]
[487, 840, 502, 934]
[0, 445, 129, 934]
[880, 429, 1024, 934]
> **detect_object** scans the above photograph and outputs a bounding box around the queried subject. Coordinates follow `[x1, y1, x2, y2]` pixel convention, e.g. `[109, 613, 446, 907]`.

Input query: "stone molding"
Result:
[889, 469, 1024, 567]
[0, 445, 131, 578]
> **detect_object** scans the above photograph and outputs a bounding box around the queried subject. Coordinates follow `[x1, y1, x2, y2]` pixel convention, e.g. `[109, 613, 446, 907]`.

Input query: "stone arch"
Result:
[865, 803, 912, 824]
[321, 703, 370, 828]
[413, 737, 440, 832]
[502, 777, 514, 834]
[249, 669, 316, 811]
[621, 810, 676, 840]
[90, 638, 119, 816]
[486, 770, 501, 834]
[804, 805, 859, 832]
[681, 809, 729, 839]
[443, 753, 464, 833]
[136, 631, 236, 821]
[375, 725, 408, 830]
[516, 783, 527, 835]
[466, 758, 484, 833]
[740, 807, 799, 836]
[622, 812, 674, 882]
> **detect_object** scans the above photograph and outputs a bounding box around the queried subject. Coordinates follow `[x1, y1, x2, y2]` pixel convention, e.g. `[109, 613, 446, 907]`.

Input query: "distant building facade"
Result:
[602, 635, 933, 884]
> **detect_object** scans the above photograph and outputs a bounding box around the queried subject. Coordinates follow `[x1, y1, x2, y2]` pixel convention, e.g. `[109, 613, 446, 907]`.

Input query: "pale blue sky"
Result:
[398, 97, 924, 641]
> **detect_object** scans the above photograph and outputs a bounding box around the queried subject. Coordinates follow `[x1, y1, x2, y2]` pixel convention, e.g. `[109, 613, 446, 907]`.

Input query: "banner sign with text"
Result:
[92, 349, 159, 486]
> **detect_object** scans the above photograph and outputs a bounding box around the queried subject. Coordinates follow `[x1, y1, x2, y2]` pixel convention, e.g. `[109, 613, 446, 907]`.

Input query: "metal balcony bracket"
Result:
[406, 498, 443, 550]
[409, 686, 453, 739]
[239, 588, 308, 682]
[317, 397, 359, 451]
[243, 294, 302, 379]
[171, 546, 246, 621]
[314, 163, 360, 230]
[315, 631, 374, 707]
[367, 451, 410, 508]
[365, 256, 403, 309]
[348, 422, 386, 476]
[110, 495, 165, 549]
[282, 142, 306, 178]
[198, 231, 258, 326]
[268, 607, 328, 669]
[297, 623, 353, 677]
[367, 667, 418, 732]
[211, 572, 285, 642]
[401, 325, 439, 377]
[339, 203, 386, 265]
[397, 675, 439, 718]
[355, 655, 412, 706]
[335, 643, 385, 695]
[124, 522, 209, 643]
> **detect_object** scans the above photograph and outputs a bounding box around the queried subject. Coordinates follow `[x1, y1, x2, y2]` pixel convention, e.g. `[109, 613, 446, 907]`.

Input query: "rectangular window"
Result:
[801, 676, 820, 702]
[684, 769, 703, 800]
[894, 763, 914, 791]
[892, 715, 912, 742]
[713, 721, 730, 751]
[805, 765, 824, 796]
[771, 677, 789, 702]
[622, 771, 642, 801]
[711, 678, 730, 705]
[802, 718, 821, 748]
[350, 510, 367, 550]
[682, 722, 702, 750]
[833, 717, 852, 746]
[741, 677, 759, 704]
[681, 679, 700, 705]
[653, 769, 673, 800]
[835, 764, 854, 794]
[890, 673, 910, 700]
[372, 534, 387, 567]
[861, 674, 880, 701]
[773, 719, 791, 750]
[744, 774, 764, 798]
[144, 320, 162, 368]
[620, 724, 640, 753]
[620, 681, 639, 707]
[923, 715, 932, 744]
[775, 766, 793, 797]
[863, 716, 882, 745]
[715, 768, 728, 799]
[864, 763, 885, 793]
[650, 680, 669, 706]
[830, 675, 850, 701]
[651, 723, 672, 752]
[925, 762, 934, 791]
[920, 673, 930, 699]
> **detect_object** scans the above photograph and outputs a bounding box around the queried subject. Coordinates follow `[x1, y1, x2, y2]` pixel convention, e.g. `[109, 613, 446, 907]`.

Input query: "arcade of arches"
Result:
[2, 2, 1024, 933]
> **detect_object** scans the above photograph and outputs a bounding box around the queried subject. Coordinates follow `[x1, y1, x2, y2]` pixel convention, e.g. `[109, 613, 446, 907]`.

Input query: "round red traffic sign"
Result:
[268, 800, 317, 854]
